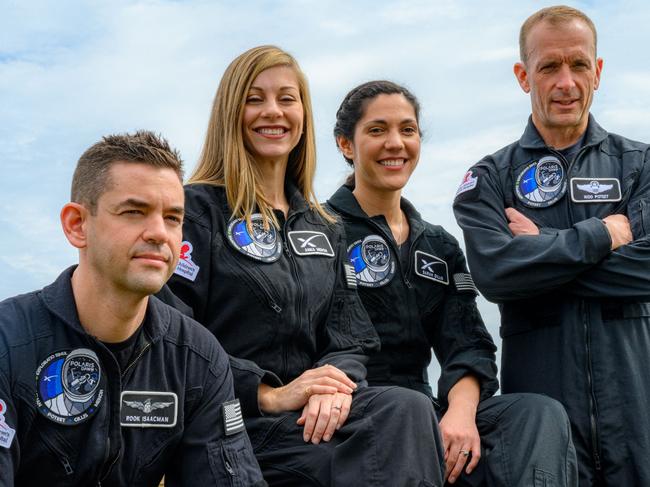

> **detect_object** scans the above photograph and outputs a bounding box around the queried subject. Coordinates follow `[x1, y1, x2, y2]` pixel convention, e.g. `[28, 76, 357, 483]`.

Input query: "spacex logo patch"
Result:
[415, 251, 449, 285]
[288, 231, 335, 257]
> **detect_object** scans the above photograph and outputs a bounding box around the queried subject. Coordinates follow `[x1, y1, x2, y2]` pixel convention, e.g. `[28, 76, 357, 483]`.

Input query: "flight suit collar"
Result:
[519, 113, 608, 151]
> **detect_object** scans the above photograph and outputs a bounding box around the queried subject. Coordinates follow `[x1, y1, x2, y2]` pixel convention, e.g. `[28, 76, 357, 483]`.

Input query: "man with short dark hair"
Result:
[0, 131, 265, 486]
[454, 5, 650, 485]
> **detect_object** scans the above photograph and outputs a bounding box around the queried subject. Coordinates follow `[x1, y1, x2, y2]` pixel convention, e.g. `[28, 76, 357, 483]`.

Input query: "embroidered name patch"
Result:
[453, 273, 478, 294]
[348, 235, 396, 288]
[570, 178, 622, 203]
[456, 170, 478, 196]
[227, 214, 282, 263]
[515, 156, 567, 208]
[415, 251, 449, 285]
[0, 399, 16, 449]
[288, 231, 334, 257]
[222, 399, 245, 436]
[120, 391, 178, 428]
[35, 348, 104, 426]
[174, 241, 200, 281]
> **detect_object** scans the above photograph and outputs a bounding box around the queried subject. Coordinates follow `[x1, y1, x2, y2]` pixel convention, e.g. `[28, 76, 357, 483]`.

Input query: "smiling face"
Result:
[82, 162, 184, 297]
[242, 65, 304, 167]
[514, 19, 602, 146]
[338, 93, 420, 196]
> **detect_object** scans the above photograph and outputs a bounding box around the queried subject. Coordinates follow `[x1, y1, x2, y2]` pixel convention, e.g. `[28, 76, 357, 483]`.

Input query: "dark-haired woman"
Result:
[327, 80, 578, 486]
[166, 48, 444, 486]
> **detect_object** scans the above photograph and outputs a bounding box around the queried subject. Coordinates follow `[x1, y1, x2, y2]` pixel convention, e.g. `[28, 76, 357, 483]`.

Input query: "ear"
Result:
[60, 202, 89, 250]
[336, 135, 355, 161]
[594, 57, 604, 90]
[513, 62, 530, 93]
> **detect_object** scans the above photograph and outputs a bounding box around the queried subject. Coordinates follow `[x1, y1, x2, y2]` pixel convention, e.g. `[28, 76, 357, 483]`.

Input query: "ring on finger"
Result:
[332, 405, 342, 411]
[459, 449, 470, 457]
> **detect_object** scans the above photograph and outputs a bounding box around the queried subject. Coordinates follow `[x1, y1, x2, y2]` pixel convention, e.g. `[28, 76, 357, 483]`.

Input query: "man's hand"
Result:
[602, 214, 633, 250]
[258, 364, 356, 414]
[296, 391, 352, 444]
[505, 207, 539, 236]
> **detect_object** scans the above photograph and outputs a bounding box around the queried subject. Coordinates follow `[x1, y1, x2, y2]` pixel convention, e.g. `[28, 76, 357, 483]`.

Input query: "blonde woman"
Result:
[167, 46, 444, 486]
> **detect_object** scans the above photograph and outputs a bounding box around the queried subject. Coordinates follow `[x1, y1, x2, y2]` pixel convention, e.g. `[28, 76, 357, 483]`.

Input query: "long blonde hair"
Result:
[190, 45, 334, 227]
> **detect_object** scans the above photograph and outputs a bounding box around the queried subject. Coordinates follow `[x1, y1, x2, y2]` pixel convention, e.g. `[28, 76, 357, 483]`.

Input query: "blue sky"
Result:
[3, 0, 650, 379]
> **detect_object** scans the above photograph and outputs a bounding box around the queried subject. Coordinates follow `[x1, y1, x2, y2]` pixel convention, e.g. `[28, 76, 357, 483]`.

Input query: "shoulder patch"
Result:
[453, 273, 478, 294]
[0, 399, 16, 449]
[35, 349, 105, 426]
[414, 251, 449, 285]
[570, 178, 622, 203]
[454, 168, 483, 203]
[222, 399, 245, 436]
[288, 231, 334, 257]
[174, 241, 200, 281]
[344, 262, 357, 289]
[226, 214, 282, 263]
[347, 235, 396, 288]
[514, 155, 567, 208]
[120, 391, 178, 428]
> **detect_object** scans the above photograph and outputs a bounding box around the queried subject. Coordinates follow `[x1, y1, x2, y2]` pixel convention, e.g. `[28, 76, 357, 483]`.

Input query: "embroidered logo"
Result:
[348, 235, 396, 288]
[570, 178, 622, 203]
[288, 231, 335, 257]
[0, 399, 16, 449]
[453, 273, 478, 294]
[222, 399, 245, 436]
[415, 251, 449, 285]
[174, 241, 200, 281]
[120, 391, 178, 428]
[227, 214, 282, 263]
[35, 348, 104, 425]
[344, 262, 357, 289]
[515, 156, 567, 208]
[456, 170, 478, 196]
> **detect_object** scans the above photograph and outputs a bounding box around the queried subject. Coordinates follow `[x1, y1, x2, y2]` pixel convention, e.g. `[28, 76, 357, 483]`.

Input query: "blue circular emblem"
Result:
[347, 235, 396, 288]
[227, 213, 282, 263]
[35, 348, 104, 425]
[515, 155, 567, 208]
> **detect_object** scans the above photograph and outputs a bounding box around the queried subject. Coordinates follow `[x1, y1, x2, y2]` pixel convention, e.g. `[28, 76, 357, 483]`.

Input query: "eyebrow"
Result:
[114, 198, 184, 215]
[363, 118, 418, 125]
[248, 85, 299, 92]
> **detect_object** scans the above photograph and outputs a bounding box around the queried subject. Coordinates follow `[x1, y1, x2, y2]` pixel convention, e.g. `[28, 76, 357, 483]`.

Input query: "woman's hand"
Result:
[296, 392, 352, 444]
[440, 376, 481, 484]
[258, 364, 356, 414]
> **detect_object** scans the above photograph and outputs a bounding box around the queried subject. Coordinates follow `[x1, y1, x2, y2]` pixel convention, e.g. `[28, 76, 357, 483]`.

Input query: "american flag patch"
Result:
[344, 262, 357, 289]
[222, 399, 245, 436]
[453, 273, 478, 294]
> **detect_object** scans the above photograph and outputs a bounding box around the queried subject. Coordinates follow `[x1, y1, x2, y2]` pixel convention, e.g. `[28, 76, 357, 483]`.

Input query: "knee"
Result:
[511, 393, 571, 430]
[378, 386, 435, 413]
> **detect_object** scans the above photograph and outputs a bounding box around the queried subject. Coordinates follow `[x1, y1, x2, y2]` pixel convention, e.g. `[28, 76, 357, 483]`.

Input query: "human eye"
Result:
[246, 93, 263, 103]
[121, 209, 143, 216]
[165, 214, 183, 225]
[368, 126, 384, 135]
[402, 125, 419, 135]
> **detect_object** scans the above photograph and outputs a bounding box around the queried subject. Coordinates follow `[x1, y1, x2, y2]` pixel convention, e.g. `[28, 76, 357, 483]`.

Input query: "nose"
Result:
[261, 99, 283, 119]
[555, 64, 576, 91]
[143, 214, 168, 244]
[384, 129, 405, 150]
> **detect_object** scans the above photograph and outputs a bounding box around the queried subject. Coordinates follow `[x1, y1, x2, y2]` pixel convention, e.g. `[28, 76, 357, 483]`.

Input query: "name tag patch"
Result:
[288, 231, 334, 257]
[415, 251, 449, 285]
[344, 262, 357, 289]
[570, 178, 621, 203]
[174, 241, 200, 281]
[222, 399, 245, 436]
[121, 391, 178, 428]
[0, 399, 15, 449]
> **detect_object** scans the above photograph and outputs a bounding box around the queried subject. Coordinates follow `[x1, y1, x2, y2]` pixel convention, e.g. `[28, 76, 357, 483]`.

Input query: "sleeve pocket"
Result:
[207, 434, 265, 487]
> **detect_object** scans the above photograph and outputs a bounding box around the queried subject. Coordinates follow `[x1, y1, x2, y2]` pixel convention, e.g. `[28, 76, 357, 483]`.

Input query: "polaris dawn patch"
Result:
[515, 156, 567, 208]
[414, 251, 449, 285]
[0, 399, 16, 449]
[288, 231, 334, 257]
[347, 235, 396, 288]
[456, 170, 478, 196]
[570, 178, 622, 203]
[174, 240, 200, 281]
[222, 399, 245, 436]
[35, 349, 105, 426]
[227, 214, 282, 263]
[120, 391, 178, 428]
